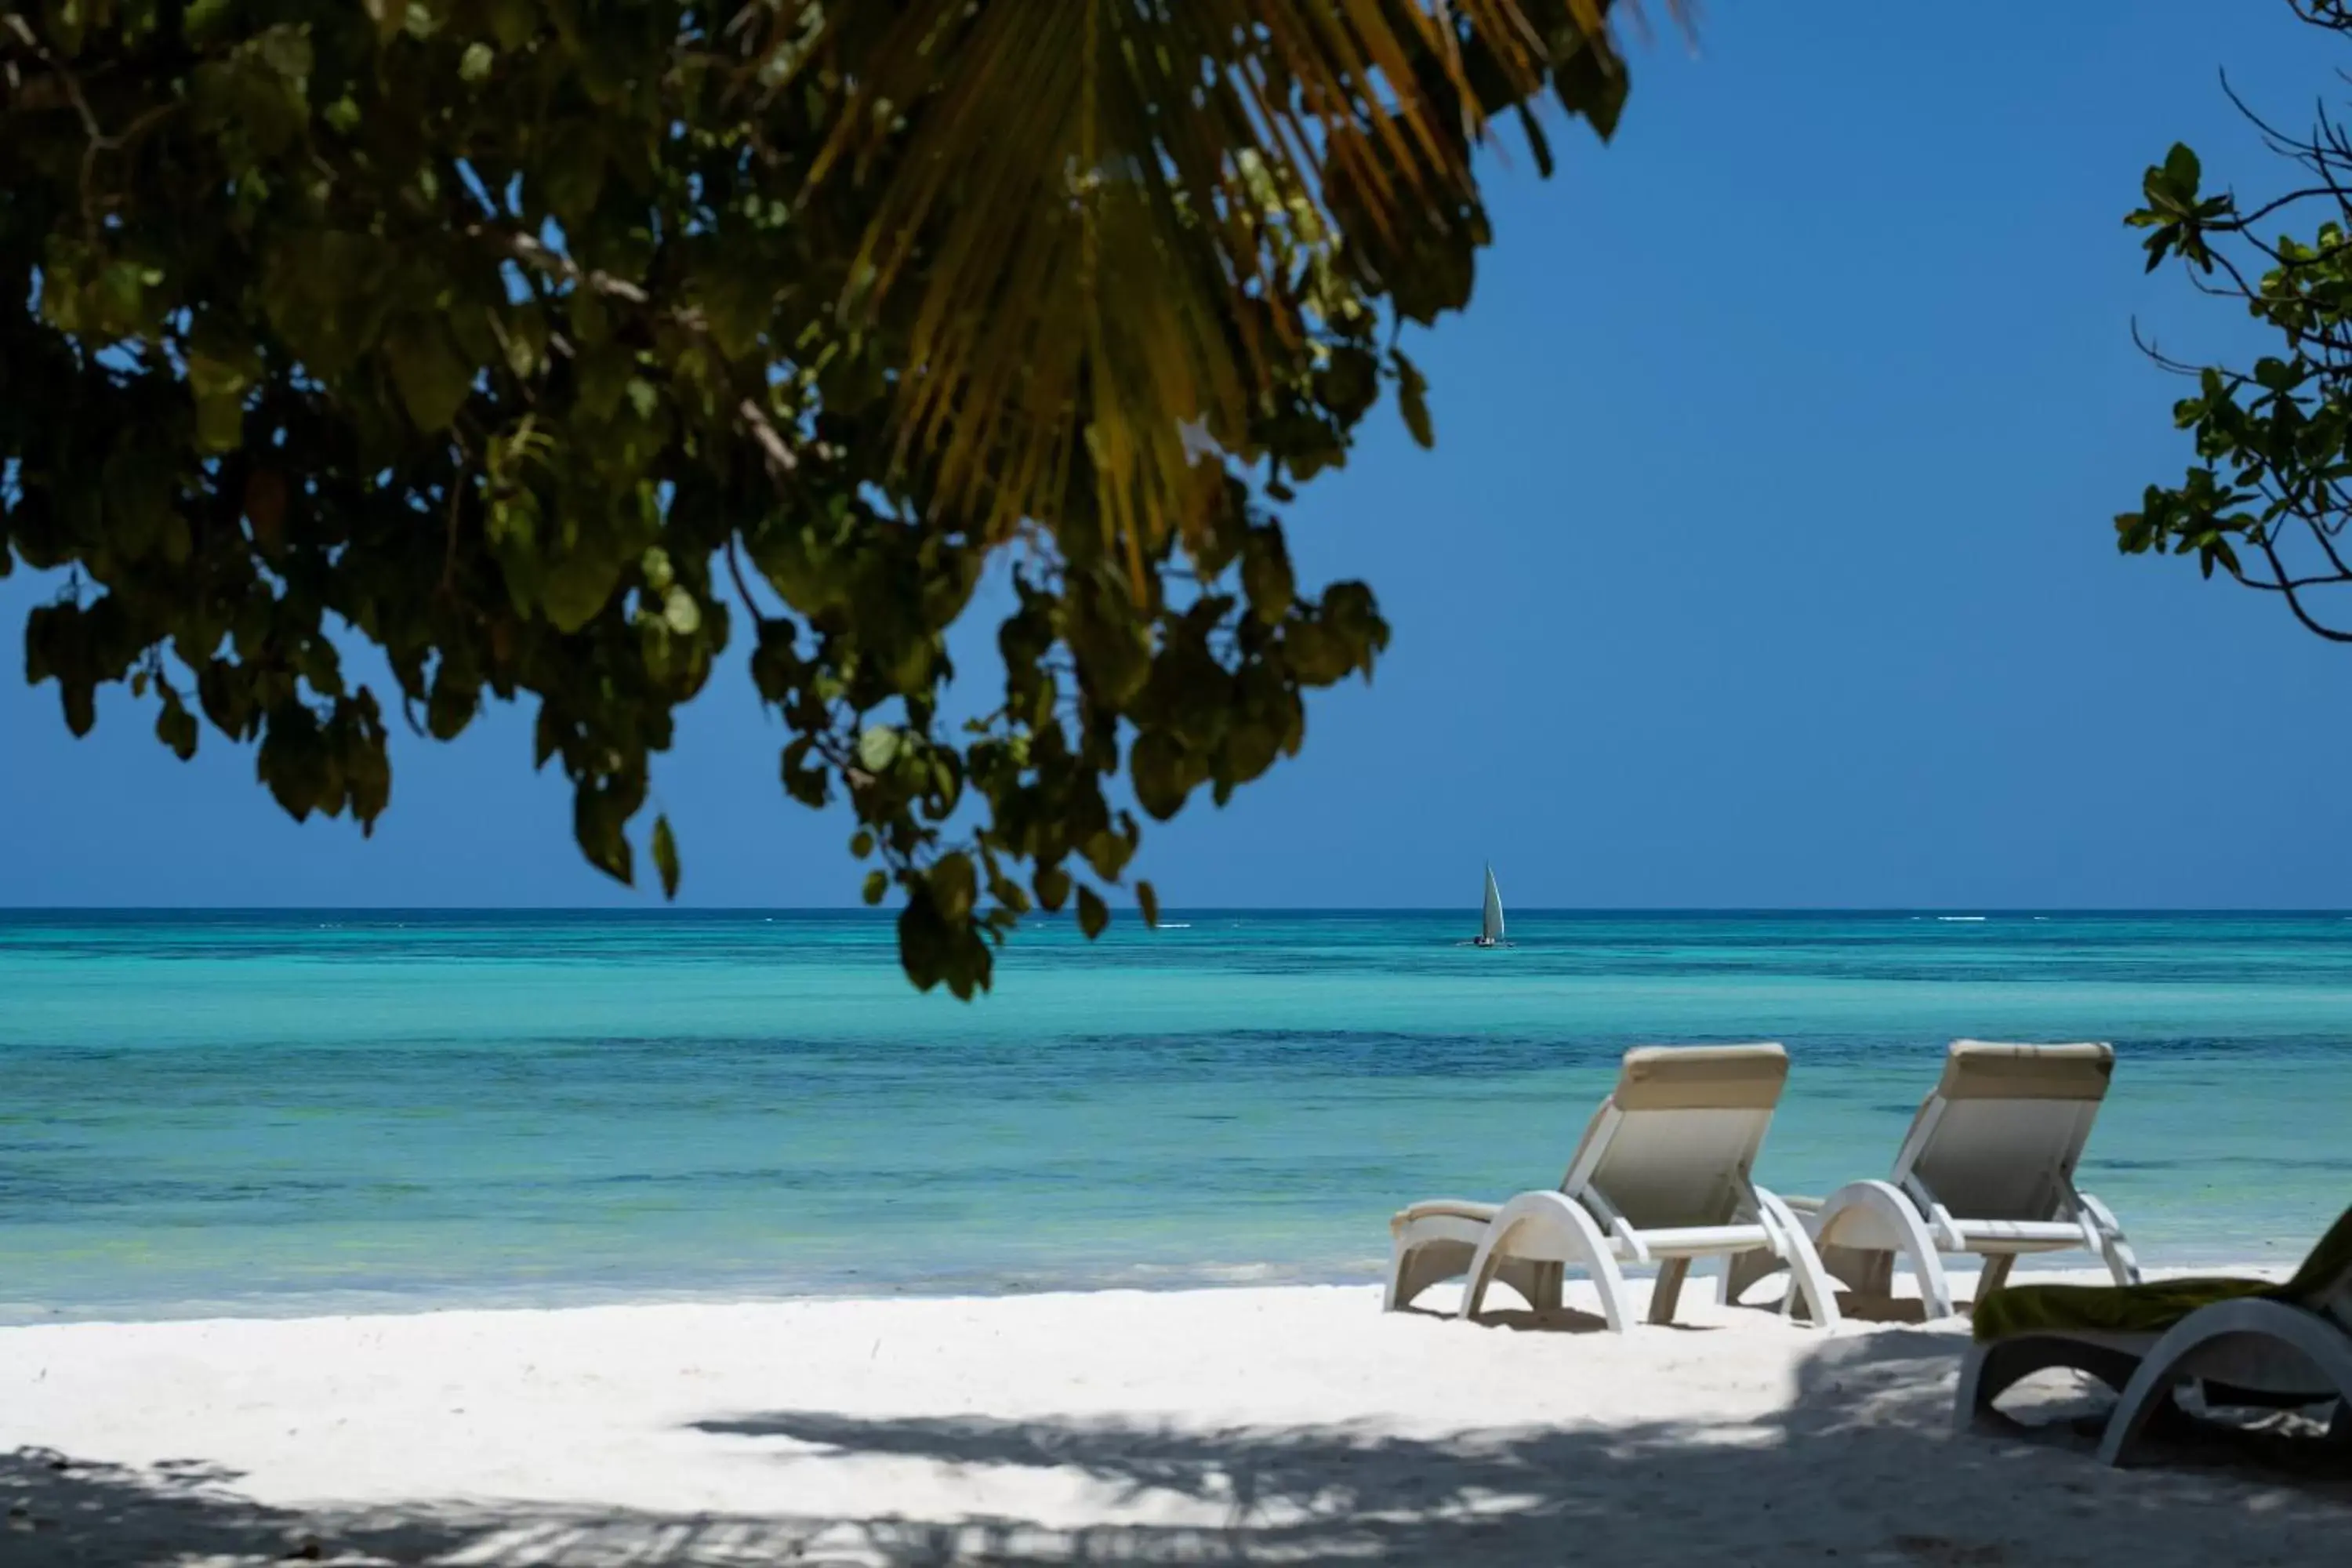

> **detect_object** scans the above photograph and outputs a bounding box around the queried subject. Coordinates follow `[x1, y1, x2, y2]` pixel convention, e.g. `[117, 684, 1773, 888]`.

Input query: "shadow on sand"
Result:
[4, 1330, 2347, 1566]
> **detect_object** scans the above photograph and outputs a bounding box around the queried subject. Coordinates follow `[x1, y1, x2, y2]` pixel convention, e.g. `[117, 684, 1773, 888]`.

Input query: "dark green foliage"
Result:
[2119, 2, 2352, 642]
[2, 1, 1639, 993]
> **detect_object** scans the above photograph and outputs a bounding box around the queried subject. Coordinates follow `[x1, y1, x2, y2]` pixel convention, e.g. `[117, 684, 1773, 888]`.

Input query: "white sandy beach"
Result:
[2, 1272, 2347, 1566]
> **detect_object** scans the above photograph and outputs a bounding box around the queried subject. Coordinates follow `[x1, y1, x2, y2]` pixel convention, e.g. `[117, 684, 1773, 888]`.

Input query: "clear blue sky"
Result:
[5, 1, 2347, 909]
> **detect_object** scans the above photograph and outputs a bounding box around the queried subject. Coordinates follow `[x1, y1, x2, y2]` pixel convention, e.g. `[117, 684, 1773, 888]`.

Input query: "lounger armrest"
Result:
[1390, 1197, 1502, 1233]
[2074, 1189, 2124, 1237]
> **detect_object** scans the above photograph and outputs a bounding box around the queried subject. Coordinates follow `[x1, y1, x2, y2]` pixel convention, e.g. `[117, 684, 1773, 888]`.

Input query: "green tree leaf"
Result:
[929, 851, 976, 923]
[2123, 12, 2352, 648]
[1129, 730, 1187, 820]
[2162, 142, 2201, 194]
[155, 691, 198, 760]
[858, 725, 902, 773]
[382, 324, 474, 434]
[2, 0, 1650, 997]
[652, 814, 681, 898]
[1392, 348, 1435, 449]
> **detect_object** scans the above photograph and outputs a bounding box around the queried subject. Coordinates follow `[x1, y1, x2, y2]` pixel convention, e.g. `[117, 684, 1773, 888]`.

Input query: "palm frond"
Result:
[783, 0, 1658, 583]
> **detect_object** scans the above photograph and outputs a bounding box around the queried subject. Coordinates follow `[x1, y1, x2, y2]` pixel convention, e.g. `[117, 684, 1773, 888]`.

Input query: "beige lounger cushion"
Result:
[1935, 1040, 2114, 1102]
[1613, 1042, 1788, 1112]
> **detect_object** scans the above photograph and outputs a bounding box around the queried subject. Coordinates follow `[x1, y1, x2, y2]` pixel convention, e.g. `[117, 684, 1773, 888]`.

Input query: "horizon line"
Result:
[4, 905, 2349, 917]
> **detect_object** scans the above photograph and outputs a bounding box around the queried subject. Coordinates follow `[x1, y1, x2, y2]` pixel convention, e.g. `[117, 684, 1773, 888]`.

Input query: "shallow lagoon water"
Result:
[2, 909, 2346, 1322]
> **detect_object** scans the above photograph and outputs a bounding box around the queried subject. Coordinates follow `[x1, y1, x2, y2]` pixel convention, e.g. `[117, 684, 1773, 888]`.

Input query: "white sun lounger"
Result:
[1956, 1204, 2352, 1465]
[1384, 1044, 1842, 1331]
[1743, 1041, 2140, 1320]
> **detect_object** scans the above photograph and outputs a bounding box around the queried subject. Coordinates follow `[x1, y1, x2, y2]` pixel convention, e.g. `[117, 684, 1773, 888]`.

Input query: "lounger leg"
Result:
[1777, 1232, 1845, 1330]
[1817, 1242, 1890, 1296]
[2098, 1229, 2141, 1289]
[2077, 1190, 2143, 1287]
[1975, 1254, 2015, 1303]
[1648, 1258, 1690, 1326]
[1385, 1237, 1474, 1312]
[1809, 1181, 1955, 1318]
[1914, 1249, 1957, 1319]
[1753, 1187, 1843, 1329]
[2097, 1299, 2352, 1465]
[2101, 1370, 2194, 1466]
[1493, 1258, 1561, 1315]
[1461, 1192, 1631, 1333]
[1587, 1253, 1635, 1333]
[1954, 1335, 2147, 1432]
[1722, 1247, 1784, 1307]
[1954, 1343, 1991, 1429]
[1530, 1260, 1565, 1314]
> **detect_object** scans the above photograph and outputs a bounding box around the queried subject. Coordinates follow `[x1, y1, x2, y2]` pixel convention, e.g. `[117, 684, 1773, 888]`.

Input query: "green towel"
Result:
[1973, 1203, 2352, 1343]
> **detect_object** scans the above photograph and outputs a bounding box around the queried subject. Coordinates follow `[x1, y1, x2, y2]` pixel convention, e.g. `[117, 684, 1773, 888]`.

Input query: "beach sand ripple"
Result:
[2, 1277, 2347, 1566]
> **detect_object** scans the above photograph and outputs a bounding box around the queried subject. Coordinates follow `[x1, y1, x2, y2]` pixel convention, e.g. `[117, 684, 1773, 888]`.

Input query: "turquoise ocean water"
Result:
[2, 910, 2347, 1323]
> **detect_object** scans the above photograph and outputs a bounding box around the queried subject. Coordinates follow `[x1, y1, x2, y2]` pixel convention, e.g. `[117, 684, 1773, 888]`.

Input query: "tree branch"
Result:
[2251, 530, 2352, 640]
[474, 227, 653, 305]
[724, 537, 777, 630]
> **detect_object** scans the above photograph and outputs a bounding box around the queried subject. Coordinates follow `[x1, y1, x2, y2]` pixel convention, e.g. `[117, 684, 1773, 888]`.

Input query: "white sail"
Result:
[1481, 864, 1505, 944]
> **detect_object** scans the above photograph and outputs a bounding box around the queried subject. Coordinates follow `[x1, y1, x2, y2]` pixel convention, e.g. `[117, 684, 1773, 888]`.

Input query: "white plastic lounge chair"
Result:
[1730, 1041, 2140, 1320]
[1384, 1044, 1842, 1331]
[1956, 1203, 2352, 1465]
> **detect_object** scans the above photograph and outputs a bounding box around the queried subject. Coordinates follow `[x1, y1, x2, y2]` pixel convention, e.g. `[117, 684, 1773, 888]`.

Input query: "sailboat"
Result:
[1470, 863, 1509, 948]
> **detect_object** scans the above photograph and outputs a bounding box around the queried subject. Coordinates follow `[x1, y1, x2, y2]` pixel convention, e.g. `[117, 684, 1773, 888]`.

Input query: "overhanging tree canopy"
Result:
[2121, 0, 2352, 644]
[2, 0, 1650, 993]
